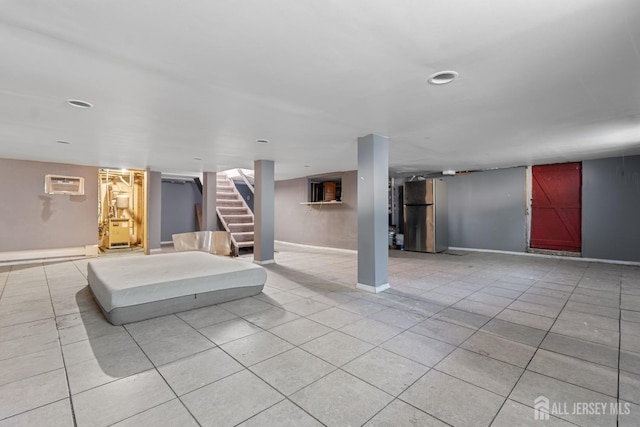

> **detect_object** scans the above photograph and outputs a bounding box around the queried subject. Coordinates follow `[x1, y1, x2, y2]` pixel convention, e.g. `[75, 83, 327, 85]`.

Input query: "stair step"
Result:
[217, 200, 244, 207]
[228, 223, 254, 232]
[217, 193, 237, 200]
[233, 232, 254, 242]
[218, 207, 250, 215]
[236, 241, 254, 248]
[222, 215, 253, 224]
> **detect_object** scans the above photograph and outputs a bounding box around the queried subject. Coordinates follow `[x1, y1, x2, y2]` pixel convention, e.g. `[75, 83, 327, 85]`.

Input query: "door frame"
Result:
[525, 166, 533, 250]
[525, 163, 582, 256]
[98, 167, 147, 254]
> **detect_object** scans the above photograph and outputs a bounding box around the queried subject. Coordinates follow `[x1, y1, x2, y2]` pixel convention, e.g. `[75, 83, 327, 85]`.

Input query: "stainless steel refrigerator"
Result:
[403, 179, 448, 253]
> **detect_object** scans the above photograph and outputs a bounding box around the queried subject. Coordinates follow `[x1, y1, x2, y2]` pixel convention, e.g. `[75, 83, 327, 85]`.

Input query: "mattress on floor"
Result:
[87, 251, 266, 325]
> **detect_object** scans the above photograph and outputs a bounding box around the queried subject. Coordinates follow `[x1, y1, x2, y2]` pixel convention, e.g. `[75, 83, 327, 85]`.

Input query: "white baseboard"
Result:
[0, 245, 99, 264]
[274, 240, 357, 254]
[448, 246, 640, 266]
[356, 282, 390, 293]
[84, 245, 99, 257]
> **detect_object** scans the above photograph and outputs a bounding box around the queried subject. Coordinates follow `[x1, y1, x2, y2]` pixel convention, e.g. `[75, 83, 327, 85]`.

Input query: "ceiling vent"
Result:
[67, 99, 93, 108]
[428, 71, 458, 85]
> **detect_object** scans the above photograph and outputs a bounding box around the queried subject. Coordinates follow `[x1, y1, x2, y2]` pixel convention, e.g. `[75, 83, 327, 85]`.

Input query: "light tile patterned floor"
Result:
[1, 243, 640, 426]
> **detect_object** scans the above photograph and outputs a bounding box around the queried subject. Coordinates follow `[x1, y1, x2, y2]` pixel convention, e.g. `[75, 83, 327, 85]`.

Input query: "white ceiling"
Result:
[1, 0, 639, 180]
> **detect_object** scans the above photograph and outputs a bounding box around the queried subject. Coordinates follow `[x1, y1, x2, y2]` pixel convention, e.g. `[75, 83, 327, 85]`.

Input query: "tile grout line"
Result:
[167, 304, 325, 426]
[273, 273, 461, 426]
[44, 263, 79, 427]
[485, 262, 588, 426]
[617, 285, 622, 427]
[257, 314, 411, 426]
[0, 397, 71, 424]
[5, 250, 636, 426]
[0, 267, 9, 300]
[444, 276, 624, 372]
[203, 274, 436, 425]
[118, 316, 204, 427]
[197, 319, 329, 426]
[359, 267, 542, 425]
[360, 268, 538, 403]
[358, 354, 453, 426]
[421, 272, 542, 424]
[489, 264, 627, 419]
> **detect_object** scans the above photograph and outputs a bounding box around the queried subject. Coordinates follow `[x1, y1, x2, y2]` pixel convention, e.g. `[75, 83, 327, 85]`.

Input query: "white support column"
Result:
[254, 160, 275, 264]
[356, 134, 390, 293]
[202, 172, 217, 231]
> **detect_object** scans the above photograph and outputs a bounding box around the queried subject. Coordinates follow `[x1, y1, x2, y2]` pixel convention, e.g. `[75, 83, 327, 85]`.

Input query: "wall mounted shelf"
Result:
[299, 201, 343, 205]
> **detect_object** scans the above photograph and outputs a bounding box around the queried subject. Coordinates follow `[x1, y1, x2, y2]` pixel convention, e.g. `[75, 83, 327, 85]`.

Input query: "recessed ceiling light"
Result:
[256, 139, 269, 144]
[55, 140, 72, 145]
[67, 99, 93, 108]
[428, 71, 458, 85]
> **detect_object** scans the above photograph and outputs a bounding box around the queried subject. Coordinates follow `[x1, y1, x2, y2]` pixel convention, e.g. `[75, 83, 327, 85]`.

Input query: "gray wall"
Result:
[0, 158, 98, 252]
[274, 158, 640, 262]
[445, 167, 527, 252]
[161, 179, 202, 241]
[275, 170, 358, 250]
[234, 181, 254, 212]
[582, 156, 640, 262]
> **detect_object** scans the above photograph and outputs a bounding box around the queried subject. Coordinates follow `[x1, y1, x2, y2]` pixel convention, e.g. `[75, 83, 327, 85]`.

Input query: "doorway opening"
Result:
[529, 162, 582, 254]
[98, 168, 146, 253]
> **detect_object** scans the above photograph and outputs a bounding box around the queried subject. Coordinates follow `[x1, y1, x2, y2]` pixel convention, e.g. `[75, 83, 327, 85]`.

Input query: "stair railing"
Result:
[236, 168, 254, 194]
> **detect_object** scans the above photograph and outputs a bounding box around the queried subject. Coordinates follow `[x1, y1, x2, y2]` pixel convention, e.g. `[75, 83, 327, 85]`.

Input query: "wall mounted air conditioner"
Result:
[45, 175, 85, 195]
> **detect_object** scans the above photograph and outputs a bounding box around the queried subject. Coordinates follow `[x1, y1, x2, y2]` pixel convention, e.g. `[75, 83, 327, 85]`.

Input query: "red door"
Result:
[530, 162, 582, 252]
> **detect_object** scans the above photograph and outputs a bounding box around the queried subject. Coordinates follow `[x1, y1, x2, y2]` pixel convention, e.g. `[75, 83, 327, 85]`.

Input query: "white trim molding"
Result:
[0, 244, 99, 264]
[253, 259, 276, 265]
[448, 246, 640, 266]
[356, 282, 390, 293]
[274, 240, 357, 254]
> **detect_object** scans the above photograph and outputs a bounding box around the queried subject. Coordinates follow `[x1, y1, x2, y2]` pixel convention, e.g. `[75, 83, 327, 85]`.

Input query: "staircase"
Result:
[216, 173, 254, 254]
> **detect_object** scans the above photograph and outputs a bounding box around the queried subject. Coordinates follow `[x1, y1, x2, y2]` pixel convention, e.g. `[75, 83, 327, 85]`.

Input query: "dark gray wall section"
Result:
[0, 158, 98, 251]
[233, 181, 254, 212]
[274, 171, 358, 250]
[445, 167, 526, 252]
[582, 156, 640, 262]
[160, 180, 202, 241]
